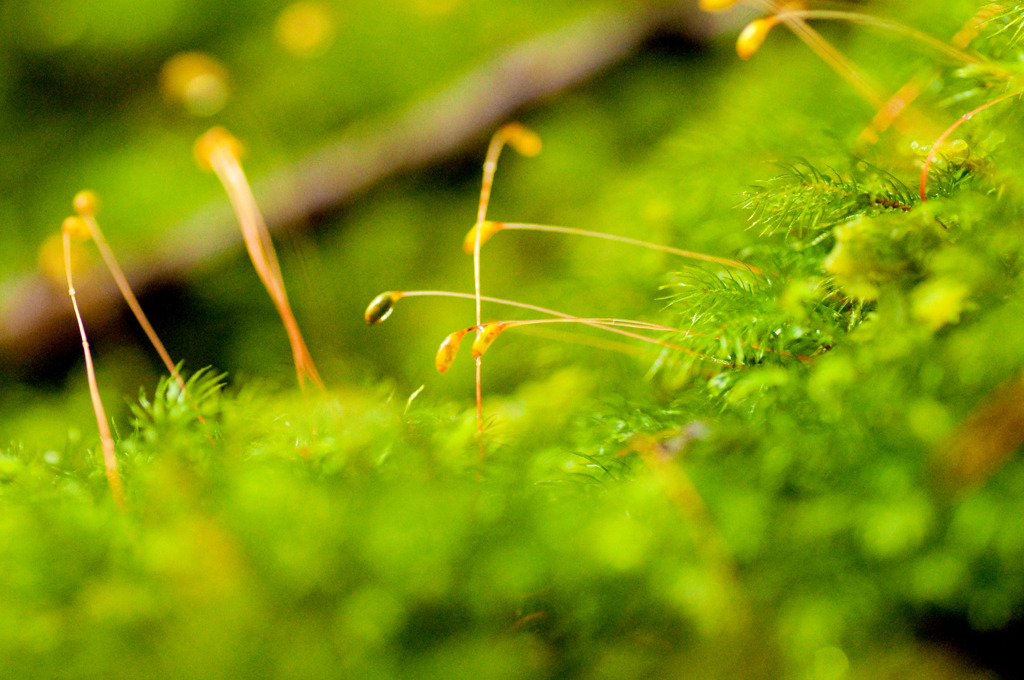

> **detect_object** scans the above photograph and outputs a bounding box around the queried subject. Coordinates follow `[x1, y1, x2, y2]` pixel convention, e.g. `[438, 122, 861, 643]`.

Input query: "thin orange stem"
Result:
[475, 358, 484, 474]
[79, 214, 188, 393]
[63, 232, 125, 509]
[402, 289, 810, 362]
[443, 317, 726, 370]
[858, 4, 1001, 146]
[510, 316, 806, 362]
[204, 141, 324, 391]
[498, 222, 761, 273]
[920, 90, 1023, 201]
[773, 10, 982, 65]
[475, 135, 507, 454]
[472, 126, 527, 462]
[504, 316, 693, 332]
[505, 318, 712, 360]
[74, 203, 211, 429]
[398, 290, 686, 331]
[860, 80, 925, 146]
[748, 0, 887, 110]
[475, 133, 510, 326]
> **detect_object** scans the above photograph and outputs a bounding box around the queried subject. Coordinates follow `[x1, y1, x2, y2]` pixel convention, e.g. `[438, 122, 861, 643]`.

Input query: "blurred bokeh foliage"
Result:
[1, 0, 1023, 677]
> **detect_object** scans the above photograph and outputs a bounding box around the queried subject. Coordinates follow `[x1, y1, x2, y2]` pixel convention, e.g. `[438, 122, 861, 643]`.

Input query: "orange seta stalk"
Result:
[471, 123, 542, 461]
[719, 1, 988, 142]
[768, 9, 981, 66]
[367, 290, 709, 348]
[366, 290, 811, 372]
[62, 217, 126, 509]
[859, 4, 1002, 146]
[71, 191, 192, 400]
[195, 127, 323, 391]
[464, 221, 761, 274]
[721, 0, 889, 111]
[919, 90, 1023, 201]
[433, 317, 727, 375]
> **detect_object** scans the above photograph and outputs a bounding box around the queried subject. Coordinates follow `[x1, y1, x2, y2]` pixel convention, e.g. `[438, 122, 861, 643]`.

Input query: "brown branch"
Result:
[0, 5, 705, 374]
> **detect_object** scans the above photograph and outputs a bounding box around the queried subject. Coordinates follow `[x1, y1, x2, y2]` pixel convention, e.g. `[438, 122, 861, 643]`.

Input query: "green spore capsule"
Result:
[365, 292, 398, 325]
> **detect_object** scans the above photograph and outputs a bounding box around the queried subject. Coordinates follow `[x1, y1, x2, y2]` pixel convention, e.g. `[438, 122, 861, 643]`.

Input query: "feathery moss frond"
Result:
[127, 367, 226, 477]
[978, 4, 1024, 53]
[662, 266, 841, 368]
[132, 367, 226, 434]
[740, 159, 915, 240]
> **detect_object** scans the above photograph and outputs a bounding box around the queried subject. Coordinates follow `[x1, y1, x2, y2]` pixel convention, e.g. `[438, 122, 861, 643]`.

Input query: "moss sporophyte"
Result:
[61, 213, 124, 509]
[60, 190, 219, 506]
[366, 122, 792, 464]
[195, 126, 324, 392]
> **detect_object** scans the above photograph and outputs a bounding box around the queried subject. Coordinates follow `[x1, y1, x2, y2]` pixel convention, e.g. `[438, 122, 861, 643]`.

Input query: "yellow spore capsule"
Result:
[736, 17, 779, 60]
[160, 51, 231, 117]
[274, 1, 336, 57]
[502, 122, 542, 157]
[194, 126, 244, 171]
[471, 322, 506, 359]
[462, 221, 505, 254]
[364, 291, 400, 324]
[62, 216, 92, 240]
[699, 0, 739, 11]
[435, 329, 469, 374]
[72, 190, 99, 217]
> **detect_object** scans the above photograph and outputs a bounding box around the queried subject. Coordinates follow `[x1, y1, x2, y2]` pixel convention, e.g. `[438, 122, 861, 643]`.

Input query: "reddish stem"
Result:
[920, 90, 1022, 201]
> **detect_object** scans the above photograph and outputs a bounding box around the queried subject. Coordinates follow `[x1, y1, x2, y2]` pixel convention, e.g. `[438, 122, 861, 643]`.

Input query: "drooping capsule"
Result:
[699, 0, 739, 11]
[462, 220, 505, 254]
[502, 122, 542, 157]
[364, 291, 399, 324]
[471, 322, 506, 359]
[435, 329, 469, 374]
[736, 17, 779, 60]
